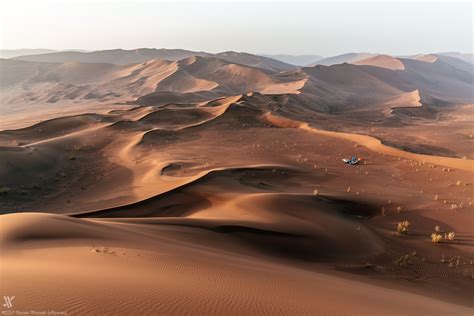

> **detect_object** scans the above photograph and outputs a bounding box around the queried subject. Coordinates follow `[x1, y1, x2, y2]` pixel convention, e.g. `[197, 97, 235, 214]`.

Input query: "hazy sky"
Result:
[0, 1, 472, 56]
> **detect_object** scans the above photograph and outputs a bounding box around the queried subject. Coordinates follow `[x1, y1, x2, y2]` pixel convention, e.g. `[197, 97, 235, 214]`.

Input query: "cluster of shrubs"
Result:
[396, 222, 455, 244]
[431, 225, 455, 243]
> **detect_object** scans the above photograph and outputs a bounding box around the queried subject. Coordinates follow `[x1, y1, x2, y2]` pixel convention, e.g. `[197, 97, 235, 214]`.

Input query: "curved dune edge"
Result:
[67, 164, 299, 217]
[413, 54, 438, 63]
[383, 89, 422, 114]
[113, 95, 244, 197]
[353, 54, 406, 70]
[263, 112, 474, 172]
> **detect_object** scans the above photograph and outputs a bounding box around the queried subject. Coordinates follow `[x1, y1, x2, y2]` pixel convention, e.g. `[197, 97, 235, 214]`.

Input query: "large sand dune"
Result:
[315, 52, 377, 66]
[1, 212, 472, 315]
[353, 54, 406, 70]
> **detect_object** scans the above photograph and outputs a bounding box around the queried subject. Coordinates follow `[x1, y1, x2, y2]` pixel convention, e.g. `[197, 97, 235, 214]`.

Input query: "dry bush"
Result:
[0, 186, 11, 194]
[431, 233, 442, 243]
[393, 254, 410, 266]
[431, 225, 444, 243]
[397, 221, 410, 235]
[446, 232, 455, 241]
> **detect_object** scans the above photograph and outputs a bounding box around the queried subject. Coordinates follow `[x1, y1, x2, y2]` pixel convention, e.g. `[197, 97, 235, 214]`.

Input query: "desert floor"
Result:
[1, 93, 473, 315]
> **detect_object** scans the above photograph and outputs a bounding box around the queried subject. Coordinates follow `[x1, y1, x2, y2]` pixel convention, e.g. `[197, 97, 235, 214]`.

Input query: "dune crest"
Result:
[263, 112, 474, 171]
[412, 54, 438, 63]
[353, 54, 405, 70]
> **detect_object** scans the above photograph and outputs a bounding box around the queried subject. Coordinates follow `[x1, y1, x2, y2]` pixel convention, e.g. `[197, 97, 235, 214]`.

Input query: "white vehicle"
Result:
[342, 156, 361, 165]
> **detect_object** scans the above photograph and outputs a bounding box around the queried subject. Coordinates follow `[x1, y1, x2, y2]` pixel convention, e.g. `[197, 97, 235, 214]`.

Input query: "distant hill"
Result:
[315, 53, 377, 66]
[261, 54, 323, 66]
[13, 48, 208, 64]
[215, 51, 294, 72]
[0, 55, 303, 105]
[352, 55, 405, 70]
[436, 52, 474, 65]
[0, 49, 58, 59]
[13, 48, 294, 72]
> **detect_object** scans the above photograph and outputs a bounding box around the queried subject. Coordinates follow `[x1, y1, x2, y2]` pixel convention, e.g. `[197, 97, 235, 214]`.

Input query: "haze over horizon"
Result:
[1, 1, 472, 56]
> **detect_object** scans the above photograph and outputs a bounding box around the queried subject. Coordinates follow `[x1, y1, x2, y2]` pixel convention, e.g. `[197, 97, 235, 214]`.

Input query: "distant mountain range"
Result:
[8, 49, 471, 68]
[0, 49, 86, 59]
[9, 49, 294, 72]
[2, 49, 472, 113]
[0, 49, 58, 59]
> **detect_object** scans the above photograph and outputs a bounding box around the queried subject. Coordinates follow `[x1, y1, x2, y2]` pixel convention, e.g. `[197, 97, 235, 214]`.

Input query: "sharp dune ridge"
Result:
[353, 54, 406, 70]
[262, 112, 474, 171]
[1, 49, 474, 315]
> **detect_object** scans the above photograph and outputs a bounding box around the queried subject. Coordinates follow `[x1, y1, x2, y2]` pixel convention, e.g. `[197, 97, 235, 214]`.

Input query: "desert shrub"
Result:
[431, 233, 442, 243]
[446, 232, 455, 241]
[431, 225, 455, 243]
[394, 254, 410, 266]
[397, 221, 410, 235]
[0, 186, 11, 194]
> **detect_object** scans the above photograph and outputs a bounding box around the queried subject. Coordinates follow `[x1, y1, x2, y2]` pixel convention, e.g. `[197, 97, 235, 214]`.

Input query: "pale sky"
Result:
[0, 0, 472, 56]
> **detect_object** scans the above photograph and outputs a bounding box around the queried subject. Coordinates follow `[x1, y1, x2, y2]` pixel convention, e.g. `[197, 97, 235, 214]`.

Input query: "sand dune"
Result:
[353, 54, 405, 70]
[381, 89, 422, 111]
[264, 112, 474, 171]
[261, 54, 323, 66]
[2, 51, 473, 131]
[215, 51, 294, 72]
[410, 54, 438, 63]
[315, 52, 376, 66]
[0, 56, 300, 115]
[2, 212, 471, 315]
